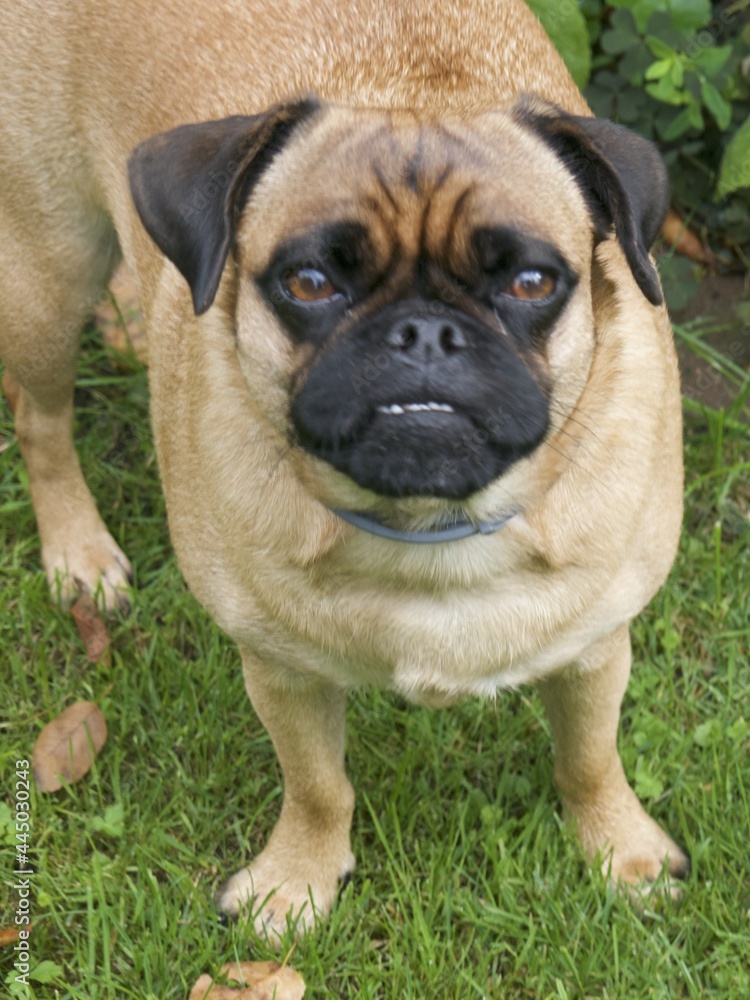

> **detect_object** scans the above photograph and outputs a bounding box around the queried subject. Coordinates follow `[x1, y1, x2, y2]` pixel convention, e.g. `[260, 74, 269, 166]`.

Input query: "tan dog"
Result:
[0, 0, 688, 937]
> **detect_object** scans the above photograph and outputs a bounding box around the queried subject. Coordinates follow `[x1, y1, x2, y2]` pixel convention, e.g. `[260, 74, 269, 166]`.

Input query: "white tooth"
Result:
[378, 401, 454, 415]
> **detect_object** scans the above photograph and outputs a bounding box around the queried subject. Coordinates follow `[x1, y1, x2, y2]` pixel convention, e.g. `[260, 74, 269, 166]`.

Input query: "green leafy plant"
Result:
[88, 802, 125, 838]
[718, 114, 750, 195]
[642, 30, 733, 136]
[525, 0, 592, 87]
[530, 1, 750, 260]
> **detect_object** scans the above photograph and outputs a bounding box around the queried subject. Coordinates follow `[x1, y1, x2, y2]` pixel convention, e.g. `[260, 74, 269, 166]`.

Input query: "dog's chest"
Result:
[214, 541, 613, 704]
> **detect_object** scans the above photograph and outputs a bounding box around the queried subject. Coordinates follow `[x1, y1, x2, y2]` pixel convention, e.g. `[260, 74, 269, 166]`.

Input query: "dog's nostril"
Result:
[440, 323, 466, 352]
[385, 323, 418, 350]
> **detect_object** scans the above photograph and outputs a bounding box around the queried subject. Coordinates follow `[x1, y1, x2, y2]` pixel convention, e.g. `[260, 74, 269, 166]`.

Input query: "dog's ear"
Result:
[128, 101, 318, 315]
[515, 99, 668, 306]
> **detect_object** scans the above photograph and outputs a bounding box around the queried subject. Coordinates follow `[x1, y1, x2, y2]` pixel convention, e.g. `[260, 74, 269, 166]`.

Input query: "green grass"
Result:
[1, 323, 749, 999]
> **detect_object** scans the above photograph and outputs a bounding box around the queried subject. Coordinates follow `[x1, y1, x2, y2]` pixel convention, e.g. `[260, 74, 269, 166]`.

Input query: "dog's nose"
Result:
[383, 315, 467, 362]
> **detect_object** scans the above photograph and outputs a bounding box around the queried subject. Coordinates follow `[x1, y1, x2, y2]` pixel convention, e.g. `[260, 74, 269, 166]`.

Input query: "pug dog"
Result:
[0, 0, 688, 938]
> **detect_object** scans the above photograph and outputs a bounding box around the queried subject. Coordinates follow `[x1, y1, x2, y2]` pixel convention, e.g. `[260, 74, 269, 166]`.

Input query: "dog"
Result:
[0, 0, 688, 937]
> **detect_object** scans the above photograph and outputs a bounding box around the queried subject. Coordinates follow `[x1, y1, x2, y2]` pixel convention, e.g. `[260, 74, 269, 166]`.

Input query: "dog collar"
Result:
[330, 507, 515, 543]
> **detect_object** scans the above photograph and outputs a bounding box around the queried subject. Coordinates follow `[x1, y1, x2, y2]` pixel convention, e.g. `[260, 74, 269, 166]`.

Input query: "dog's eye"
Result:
[506, 269, 556, 301]
[283, 268, 337, 303]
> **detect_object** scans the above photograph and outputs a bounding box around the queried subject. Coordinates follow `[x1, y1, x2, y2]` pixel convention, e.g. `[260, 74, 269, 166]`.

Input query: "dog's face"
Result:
[129, 100, 667, 506]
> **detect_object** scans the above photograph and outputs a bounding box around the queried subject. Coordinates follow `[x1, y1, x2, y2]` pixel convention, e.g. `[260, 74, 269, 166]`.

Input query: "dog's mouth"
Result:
[292, 388, 548, 500]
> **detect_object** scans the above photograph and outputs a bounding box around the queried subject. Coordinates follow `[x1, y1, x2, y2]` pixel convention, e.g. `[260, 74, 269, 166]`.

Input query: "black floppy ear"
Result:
[514, 98, 669, 306]
[128, 100, 318, 315]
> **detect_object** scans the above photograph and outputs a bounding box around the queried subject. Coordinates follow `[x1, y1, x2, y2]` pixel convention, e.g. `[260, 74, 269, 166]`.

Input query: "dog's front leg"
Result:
[217, 649, 355, 940]
[537, 625, 689, 896]
[2, 366, 132, 612]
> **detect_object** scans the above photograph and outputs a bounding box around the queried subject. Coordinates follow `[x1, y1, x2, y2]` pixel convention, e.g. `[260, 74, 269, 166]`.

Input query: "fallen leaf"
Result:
[32, 701, 108, 792]
[0, 925, 32, 947]
[661, 210, 714, 264]
[189, 962, 305, 1000]
[189, 977, 235, 1000]
[70, 593, 111, 664]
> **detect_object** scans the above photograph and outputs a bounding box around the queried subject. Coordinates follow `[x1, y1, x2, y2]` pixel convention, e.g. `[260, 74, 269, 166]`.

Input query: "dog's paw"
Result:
[216, 842, 355, 943]
[604, 812, 689, 902]
[571, 789, 689, 901]
[44, 529, 133, 614]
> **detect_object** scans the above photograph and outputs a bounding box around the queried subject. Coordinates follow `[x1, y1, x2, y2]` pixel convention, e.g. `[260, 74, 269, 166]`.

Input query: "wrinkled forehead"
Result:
[241, 106, 592, 269]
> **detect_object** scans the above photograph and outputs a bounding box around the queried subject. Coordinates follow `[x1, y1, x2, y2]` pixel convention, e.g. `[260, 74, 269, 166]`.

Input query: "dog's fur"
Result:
[0, 0, 687, 937]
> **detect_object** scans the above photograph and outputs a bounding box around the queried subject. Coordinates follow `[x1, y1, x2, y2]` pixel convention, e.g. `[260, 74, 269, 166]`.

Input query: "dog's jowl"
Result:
[0, 0, 688, 938]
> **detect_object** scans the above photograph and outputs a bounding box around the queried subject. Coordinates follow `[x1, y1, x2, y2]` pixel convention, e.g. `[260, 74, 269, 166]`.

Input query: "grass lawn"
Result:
[1, 319, 749, 999]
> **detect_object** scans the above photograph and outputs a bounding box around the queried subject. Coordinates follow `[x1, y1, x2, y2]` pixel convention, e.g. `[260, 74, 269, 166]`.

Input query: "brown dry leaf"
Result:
[189, 962, 306, 1000]
[95, 263, 148, 363]
[32, 701, 108, 792]
[661, 210, 714, 264]
[70, 593, 112, 665]
[0, 925, 31, 947]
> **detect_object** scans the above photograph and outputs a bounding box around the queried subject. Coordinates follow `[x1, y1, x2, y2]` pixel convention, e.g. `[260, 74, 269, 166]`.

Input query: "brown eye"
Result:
[507, 269, 556, 301]
[283, 267, 337, 303]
